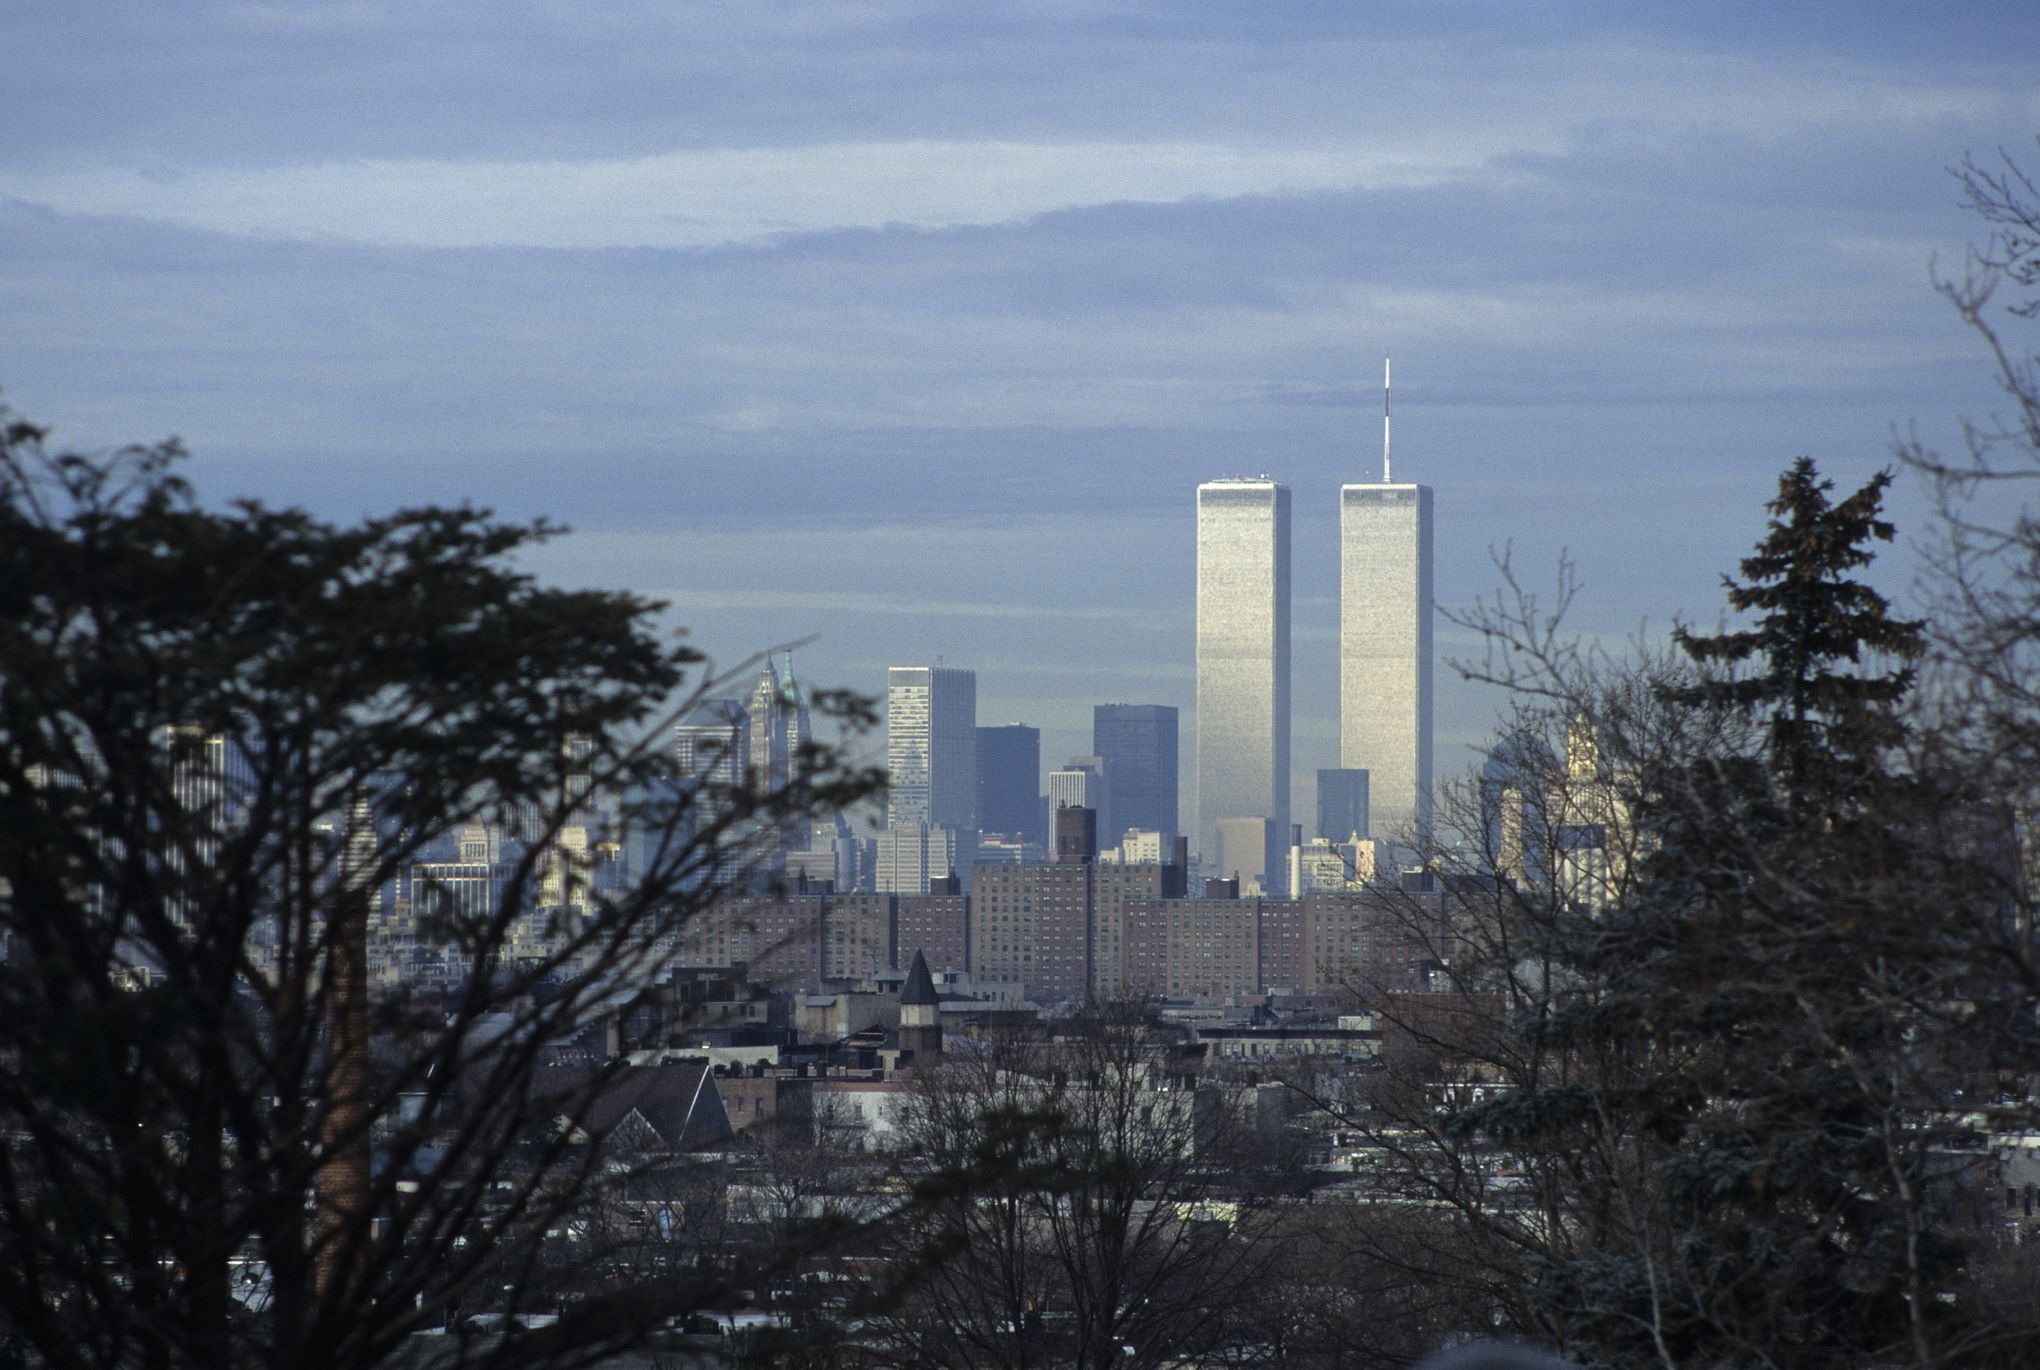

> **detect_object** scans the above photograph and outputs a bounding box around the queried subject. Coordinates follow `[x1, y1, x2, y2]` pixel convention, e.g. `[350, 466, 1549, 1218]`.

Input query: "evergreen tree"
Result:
[1667, 457, 1924, 808]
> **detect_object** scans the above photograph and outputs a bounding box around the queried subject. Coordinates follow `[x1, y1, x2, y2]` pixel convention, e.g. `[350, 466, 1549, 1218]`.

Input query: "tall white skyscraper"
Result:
[745, 663, 787, 796]
[886, 666, 977, 831]
[1340, 480, 1433, 847]
[780, 652, 812, 783]
[1194, 477, 1290, 878]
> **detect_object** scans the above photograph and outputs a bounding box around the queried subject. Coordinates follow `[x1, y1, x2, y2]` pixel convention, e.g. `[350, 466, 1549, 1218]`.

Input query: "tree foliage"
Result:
[0, 413, 882, 1370]
[1323, 148, 2040, 1370]
[1667, 456, 1923, 807]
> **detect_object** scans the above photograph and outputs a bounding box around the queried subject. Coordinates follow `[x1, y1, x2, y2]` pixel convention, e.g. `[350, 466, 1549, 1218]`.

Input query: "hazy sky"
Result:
[5, 2, 2037, 831]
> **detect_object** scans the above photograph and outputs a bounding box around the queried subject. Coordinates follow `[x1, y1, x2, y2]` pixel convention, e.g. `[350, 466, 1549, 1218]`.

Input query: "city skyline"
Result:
[4, 5, 2034, 833]
[9, 9, 2040, 1365]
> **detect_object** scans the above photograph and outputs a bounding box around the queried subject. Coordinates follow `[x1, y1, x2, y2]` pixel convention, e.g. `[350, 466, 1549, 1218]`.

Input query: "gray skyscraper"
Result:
[975, 723, 1043, 845]
[887, 666, 977, 831]
[1340, 480, 1433, 846]
[675, 699, 749, 791]
[1194, 477, 1290, 877]
[745, 664, 786, 796]
[1316, 767, 1369, 842]
[673, 698, 750, 889]
[1093, 703, 1178, 844]
[780, 652, 812, 783]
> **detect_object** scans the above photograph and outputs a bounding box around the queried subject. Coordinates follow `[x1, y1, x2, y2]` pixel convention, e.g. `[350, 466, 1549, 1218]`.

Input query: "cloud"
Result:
[650, 587, 1143, 623]
[0, 141, 1477, 250]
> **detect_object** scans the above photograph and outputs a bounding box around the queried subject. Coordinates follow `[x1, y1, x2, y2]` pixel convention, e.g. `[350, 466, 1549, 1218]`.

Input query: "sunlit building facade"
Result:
[1195, 478, 1290, 882]
[1339, 481, 1433, 848]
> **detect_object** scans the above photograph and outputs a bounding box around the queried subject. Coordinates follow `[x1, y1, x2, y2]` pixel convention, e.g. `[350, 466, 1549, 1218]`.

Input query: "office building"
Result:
[745, 664, 787, 797]
[1316, 768, 1370, 842]
[675, 699, 749, 791]
[874, 821, 961, 896]
[673, 699, 755, 890]
[1052, 805, 1098, 864]
[1195, 477, 1291, 876]
[779, 653, 813, 784]
[1047, 756, 1110, 848]
[1290, 834, 1377, 894]
[975, 723, 1043, 845]
[887, 666, 977, 831]
[1102, 829, 1170, 866]
[1340, 479, 1433, 847]
[162, 727, 255, 925]
[787, 813, 865, 894]
[1093, 704, 1179, 845]
[1213, 816, 1276, 897]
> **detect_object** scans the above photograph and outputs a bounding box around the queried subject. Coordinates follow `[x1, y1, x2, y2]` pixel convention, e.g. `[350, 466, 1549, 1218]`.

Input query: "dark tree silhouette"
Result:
[1321, 447, 2026, 1368]
[0, 409, 882, 1370]
[1668, 456, 1923, 808]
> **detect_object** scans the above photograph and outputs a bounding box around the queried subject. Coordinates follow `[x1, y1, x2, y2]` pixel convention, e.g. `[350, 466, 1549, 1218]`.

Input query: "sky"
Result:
[5, 2, 2038, 836]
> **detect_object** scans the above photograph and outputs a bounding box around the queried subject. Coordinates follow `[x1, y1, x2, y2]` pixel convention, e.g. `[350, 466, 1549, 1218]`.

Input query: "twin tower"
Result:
[1193, 470, 1433, 883]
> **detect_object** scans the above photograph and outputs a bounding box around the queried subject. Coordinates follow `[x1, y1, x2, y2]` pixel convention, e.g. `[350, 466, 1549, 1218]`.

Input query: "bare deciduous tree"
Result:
[861, 1013, 1276, 1370]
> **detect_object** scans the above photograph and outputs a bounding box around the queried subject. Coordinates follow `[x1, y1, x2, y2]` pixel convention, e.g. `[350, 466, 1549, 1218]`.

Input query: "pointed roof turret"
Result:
[898, 950, 939, 1007]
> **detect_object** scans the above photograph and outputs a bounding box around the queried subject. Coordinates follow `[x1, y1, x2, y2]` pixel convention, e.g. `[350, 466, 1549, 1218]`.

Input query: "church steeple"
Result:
[896, 950, 942, 1062]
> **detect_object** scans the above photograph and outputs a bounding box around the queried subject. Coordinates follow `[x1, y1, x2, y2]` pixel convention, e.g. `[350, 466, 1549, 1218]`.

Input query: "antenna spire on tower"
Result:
[1382, 357, 1392, 483]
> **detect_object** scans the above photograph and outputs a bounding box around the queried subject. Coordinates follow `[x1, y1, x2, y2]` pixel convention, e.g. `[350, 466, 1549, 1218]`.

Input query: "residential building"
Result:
[970, 862, 1093, 1006]
[1090, 860, 1176, 999]
[1118, 888, 1436, 1000]
[896, 891, 970, 974]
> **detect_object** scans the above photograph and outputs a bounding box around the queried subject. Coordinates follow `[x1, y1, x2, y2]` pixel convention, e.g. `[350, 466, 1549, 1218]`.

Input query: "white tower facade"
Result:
[886, 666, 977, 831]
[1194, 478, 1290, 876]
[1339, 481, 1433, 847]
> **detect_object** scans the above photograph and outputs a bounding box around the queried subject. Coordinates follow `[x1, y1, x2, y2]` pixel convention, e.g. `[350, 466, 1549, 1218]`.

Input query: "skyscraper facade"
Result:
[886, 666, 977, 831]
[1195, 478, 1291, 874]
[779, 653, 812, 784]
[874, 821, 961, 896]
[975, 723, 1043, 845]
[1316, 767, 1369, 842]
[672, 697, 751, 890]
[1048, 756, 1111, 847]
[745, 664, 786, 796]
[1092, 703, 1179, 845]
[674, 699, 749, 791]
[1339, 481, 1433, 846]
